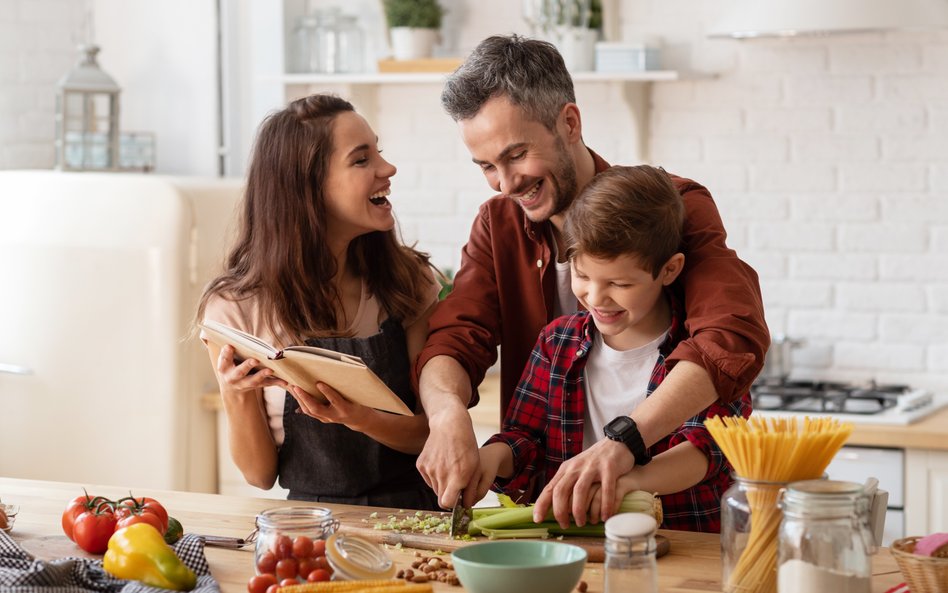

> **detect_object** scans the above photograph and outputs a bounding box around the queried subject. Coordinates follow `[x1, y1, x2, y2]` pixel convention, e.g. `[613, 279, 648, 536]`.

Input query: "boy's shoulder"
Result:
[539, 312, 593, 348]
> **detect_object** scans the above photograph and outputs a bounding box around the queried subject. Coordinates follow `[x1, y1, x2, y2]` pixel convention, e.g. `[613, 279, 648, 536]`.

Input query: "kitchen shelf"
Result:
[276, 70, 680, 85]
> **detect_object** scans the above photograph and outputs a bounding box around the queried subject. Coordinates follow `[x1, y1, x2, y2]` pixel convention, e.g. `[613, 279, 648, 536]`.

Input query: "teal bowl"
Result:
[451, 540, 587, 593]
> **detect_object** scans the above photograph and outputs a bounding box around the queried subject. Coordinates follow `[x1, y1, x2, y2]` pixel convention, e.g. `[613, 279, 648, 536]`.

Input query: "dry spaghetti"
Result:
[705, 415, 853, 593]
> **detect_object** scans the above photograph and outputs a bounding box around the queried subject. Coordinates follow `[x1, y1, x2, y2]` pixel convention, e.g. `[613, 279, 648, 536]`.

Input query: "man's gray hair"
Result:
[440, 34, 576, 131]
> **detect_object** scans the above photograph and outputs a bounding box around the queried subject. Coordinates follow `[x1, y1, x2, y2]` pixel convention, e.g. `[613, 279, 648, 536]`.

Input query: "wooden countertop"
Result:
[1, 477, 906, 593]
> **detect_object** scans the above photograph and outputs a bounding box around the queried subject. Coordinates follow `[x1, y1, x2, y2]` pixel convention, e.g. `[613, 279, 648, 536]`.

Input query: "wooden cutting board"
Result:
[331, 507, 669, 563]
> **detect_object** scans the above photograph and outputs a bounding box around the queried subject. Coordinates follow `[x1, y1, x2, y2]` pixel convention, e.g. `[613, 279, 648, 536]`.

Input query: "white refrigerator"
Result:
[0, 170, 242, 493]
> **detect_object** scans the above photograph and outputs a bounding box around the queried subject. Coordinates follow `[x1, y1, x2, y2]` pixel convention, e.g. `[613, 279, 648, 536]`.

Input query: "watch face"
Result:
[606, 416, 635, 437]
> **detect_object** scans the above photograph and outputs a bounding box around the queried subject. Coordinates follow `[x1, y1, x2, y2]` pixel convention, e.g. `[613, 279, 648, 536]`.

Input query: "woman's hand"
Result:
[216, 345, 287, 395]
[290, 382, 371, 431]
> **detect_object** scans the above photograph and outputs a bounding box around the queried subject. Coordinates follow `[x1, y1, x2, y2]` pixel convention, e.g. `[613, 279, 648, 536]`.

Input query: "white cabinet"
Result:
[904, 449, 948, 535]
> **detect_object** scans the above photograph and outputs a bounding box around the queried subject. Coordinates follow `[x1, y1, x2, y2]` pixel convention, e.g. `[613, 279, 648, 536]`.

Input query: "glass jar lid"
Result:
[255, 506, 337, 536]
[325, 533, 396, 580]
[780, 479, 869, 518]
[605, 513, 657, 539]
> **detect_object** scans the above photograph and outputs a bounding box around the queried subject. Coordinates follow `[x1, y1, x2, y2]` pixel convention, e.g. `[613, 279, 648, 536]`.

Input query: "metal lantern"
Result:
[55, 44, 121, 171]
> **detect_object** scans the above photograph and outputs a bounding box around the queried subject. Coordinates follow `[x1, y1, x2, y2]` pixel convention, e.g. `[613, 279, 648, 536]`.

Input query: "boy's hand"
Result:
[474, 443, 511, 504]
[533, 439, 635, 528]
[587, 473, 640, 525]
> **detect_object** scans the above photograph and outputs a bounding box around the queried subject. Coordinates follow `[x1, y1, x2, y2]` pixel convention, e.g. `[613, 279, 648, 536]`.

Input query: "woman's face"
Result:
[322, 111, 397, 244]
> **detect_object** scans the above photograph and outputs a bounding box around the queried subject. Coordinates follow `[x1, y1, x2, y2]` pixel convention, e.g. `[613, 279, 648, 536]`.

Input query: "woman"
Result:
[196, 94, 439, 509]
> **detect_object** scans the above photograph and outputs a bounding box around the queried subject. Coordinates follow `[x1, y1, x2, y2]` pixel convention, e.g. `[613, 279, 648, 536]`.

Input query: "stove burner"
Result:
[750, 380, 909, 415]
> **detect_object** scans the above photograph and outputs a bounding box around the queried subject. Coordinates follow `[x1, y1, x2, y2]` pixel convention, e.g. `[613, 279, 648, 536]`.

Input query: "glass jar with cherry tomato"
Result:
[253, 507, 338, 585]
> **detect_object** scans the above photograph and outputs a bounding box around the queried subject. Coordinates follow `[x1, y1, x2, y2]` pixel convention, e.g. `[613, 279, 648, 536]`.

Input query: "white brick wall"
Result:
[0, 0, 91, 169]
[635, 7, 948, 390]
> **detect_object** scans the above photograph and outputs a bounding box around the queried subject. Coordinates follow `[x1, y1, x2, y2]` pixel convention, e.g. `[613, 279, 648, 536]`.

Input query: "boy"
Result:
[475, 166, 752, 532]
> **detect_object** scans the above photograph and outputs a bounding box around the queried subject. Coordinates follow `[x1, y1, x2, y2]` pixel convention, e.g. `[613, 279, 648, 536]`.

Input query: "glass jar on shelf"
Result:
[777, 480, 873, 593]
[291, 15, 320, 73]
[254, 507, 338, 578]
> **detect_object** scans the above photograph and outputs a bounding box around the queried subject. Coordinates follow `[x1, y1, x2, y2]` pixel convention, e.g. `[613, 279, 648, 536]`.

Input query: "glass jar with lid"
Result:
[254, 507, 339, 578]
[312, 9, 363, 74]
[777, 480, 874, 593]
[603, 512, 658, 593]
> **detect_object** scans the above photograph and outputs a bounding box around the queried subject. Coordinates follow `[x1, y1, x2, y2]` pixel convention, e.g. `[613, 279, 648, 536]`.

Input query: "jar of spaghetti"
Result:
[720, 476, 787, 593]
[777, 480, 873, 593]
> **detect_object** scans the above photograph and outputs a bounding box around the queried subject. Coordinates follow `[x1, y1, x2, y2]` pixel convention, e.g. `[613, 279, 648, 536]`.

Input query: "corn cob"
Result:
[277, 580, 404, 593]
[356, 586, 432, 593]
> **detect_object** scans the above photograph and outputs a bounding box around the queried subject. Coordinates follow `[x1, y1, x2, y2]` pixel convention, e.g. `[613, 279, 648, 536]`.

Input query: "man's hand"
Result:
[416, 406, 481, 509]
[533, 438, 635, 528]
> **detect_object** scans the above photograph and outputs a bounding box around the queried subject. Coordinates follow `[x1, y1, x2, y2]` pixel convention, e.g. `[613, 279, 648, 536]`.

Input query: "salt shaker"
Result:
[777, 480, 874, 593]
[603, 512, 658, 593]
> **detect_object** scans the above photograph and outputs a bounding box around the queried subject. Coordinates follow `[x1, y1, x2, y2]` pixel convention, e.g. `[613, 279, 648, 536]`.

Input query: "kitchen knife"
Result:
[449, 497, 473, 538]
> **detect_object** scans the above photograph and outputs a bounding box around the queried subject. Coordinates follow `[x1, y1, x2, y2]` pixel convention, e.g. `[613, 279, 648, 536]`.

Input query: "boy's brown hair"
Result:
[565, 165, 684, 278]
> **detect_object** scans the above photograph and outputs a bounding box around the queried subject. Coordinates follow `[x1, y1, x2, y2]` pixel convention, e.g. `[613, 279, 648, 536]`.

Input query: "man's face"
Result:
[458, 96, 577, 223]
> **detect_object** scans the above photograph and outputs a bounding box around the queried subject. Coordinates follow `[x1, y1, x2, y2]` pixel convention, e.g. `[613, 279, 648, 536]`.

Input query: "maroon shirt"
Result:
[415, 150, 768, 416]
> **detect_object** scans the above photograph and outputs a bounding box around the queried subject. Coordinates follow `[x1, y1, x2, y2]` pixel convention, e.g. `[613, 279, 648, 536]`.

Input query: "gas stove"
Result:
[750, 379, 948, 425]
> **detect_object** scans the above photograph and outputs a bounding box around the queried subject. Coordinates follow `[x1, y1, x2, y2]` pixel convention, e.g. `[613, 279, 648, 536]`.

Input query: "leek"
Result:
[467, 490, 662, 538]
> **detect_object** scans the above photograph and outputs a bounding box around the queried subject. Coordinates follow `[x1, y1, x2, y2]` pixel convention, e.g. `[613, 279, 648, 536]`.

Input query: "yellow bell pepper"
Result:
[103, 523, 197, 591]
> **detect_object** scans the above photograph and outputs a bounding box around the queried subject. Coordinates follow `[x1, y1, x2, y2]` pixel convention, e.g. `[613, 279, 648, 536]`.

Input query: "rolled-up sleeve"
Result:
[666, 177, 770, 403]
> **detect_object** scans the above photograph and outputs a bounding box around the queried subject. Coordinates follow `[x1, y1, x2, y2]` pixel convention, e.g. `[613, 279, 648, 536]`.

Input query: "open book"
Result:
[200, 320, 413, 416]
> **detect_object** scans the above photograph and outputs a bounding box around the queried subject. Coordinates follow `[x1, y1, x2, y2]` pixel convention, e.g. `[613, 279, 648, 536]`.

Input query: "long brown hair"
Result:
[197, 94, 432, 341]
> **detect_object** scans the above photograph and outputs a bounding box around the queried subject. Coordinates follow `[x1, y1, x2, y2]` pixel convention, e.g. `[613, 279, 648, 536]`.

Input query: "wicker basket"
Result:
[890, 536, 948, 593]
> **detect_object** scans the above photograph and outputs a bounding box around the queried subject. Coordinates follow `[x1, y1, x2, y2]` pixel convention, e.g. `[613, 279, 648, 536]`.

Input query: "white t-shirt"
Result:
[582, 328, 669, 450]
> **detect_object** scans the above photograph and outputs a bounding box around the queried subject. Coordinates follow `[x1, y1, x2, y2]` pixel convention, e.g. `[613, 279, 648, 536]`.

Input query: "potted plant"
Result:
[382, 0, 445, 60]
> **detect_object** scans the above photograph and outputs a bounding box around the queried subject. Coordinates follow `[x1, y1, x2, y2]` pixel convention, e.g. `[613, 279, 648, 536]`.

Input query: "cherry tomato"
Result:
[61, 493, 102, 541]
[247, 573, 278, 593]
[73, 510, 117, 554]
[313, 556, 331, 572]
[275, 558, 298, 580]
[311, 539, 326, 558]
[116, 510, 164, 533]
[279, 578, 298, 587]
[296, 557, 318, 578]
[271, 534, 293, 559]
[306, 568, 331, 582]
[292, 535, 314, 559]
[265, 586, 280, 593]
[256, 550, 278, 574]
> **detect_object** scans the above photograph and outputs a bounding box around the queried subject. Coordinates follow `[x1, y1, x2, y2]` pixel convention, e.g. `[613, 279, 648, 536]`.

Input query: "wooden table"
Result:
[1, 477, 906, 592]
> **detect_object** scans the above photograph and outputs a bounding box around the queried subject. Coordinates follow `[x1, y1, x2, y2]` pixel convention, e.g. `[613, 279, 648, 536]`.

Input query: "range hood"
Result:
[709, 0, 948, 39]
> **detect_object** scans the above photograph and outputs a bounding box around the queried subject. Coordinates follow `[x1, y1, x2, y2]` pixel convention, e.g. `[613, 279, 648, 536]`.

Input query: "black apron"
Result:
[277, 317, 439, 511]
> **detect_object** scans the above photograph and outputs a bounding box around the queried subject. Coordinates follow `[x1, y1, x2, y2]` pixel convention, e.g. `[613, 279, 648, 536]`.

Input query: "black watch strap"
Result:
[604, 416, 652, 466]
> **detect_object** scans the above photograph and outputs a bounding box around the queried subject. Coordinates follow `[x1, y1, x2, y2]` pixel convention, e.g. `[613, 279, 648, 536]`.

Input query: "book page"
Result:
[200, 320, 280, 359]
[284, 345, 365, 366]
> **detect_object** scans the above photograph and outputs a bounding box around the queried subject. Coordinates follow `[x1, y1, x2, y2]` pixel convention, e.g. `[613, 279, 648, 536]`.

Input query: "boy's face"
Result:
[457, 96, 577, 224]
[571, 252, 680, 351]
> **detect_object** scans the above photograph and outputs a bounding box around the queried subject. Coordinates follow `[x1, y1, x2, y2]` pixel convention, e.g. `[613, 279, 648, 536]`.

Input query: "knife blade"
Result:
[449, 496, 473, 538]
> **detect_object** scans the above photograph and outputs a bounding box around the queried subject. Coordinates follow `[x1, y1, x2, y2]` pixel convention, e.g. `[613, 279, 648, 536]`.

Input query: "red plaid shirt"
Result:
[484, 303, 752, 533]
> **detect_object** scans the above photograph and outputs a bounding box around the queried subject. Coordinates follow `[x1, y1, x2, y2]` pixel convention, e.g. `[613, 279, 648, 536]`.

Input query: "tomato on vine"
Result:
[61, 491, 109, 541]
[72, 502, 117, 554]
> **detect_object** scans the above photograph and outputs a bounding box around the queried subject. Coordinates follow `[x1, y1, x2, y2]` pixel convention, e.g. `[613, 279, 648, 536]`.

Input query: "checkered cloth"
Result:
[0, 529, 219, 593]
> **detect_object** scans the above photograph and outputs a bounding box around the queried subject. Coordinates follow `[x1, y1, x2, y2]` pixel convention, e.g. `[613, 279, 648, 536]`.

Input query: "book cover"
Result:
[200, 320, 413, 416]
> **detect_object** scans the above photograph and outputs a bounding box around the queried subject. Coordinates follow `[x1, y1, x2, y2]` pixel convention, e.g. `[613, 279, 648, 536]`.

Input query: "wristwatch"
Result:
[603, 416, 652, 466]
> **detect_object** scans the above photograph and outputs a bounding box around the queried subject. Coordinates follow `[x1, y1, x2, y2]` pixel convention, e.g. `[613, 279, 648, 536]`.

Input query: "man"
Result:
[413, 34, 768, 528]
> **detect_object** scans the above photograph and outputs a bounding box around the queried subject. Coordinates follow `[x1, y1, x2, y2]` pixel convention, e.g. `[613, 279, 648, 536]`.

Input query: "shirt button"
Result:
[536, 259, 542, 268]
